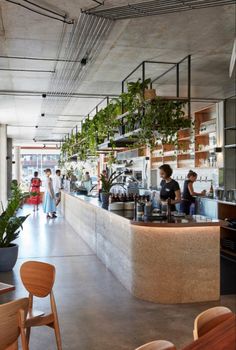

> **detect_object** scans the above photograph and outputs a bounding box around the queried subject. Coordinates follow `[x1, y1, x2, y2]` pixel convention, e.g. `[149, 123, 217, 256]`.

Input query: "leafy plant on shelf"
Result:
[136, 98, 191, 149]
[120, 78, 151, 133]
[0, 184, 29, 248]
[60, 78, 189, 161]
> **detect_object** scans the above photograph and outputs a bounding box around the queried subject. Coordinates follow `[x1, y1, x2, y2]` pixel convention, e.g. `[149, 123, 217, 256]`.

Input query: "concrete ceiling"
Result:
[0, 0, 235, 144]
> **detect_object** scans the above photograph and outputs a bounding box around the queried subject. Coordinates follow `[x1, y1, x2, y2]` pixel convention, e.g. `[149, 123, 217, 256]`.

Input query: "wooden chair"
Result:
[135, 340, 176, 350]
[0, 298, 29, 350]
[20, 261, 62, 350]
[193, 306, 233, 340]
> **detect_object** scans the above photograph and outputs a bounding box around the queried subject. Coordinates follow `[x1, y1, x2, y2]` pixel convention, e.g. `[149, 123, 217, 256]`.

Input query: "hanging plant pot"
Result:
[101, 193, 110, 210]
[144, 88, 156, 101]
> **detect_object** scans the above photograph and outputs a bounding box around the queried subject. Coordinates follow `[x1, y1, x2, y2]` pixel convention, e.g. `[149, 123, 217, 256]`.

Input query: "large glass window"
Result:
[21, 153, 60, 191]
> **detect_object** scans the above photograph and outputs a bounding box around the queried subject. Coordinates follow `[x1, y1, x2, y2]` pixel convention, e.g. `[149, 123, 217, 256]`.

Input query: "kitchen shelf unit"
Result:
[194, 105, 217, 168]
[150, 104, 218, 170]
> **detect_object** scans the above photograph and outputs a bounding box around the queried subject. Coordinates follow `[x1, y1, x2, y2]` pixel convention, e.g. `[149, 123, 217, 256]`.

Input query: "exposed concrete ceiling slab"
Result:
[0, 0, 235, 143]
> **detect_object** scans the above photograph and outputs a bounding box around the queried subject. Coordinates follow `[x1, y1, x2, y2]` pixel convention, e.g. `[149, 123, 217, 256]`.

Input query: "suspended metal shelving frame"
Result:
[83, 0, 235, 20]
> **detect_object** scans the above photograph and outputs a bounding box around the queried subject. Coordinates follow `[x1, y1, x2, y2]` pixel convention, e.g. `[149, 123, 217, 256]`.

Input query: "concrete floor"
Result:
[0, 205, 235, 350]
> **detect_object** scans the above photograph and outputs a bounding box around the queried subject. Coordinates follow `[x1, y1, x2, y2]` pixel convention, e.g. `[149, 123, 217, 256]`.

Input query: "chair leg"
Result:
[50, 292, 62, 350]
[26, 328, 31, 345]
[18, 309, 29, 350]
[26, 293, 33, 345]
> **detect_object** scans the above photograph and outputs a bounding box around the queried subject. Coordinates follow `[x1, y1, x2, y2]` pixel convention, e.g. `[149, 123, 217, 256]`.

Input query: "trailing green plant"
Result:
[60, 78, 190, 160]
[100, 171, 124, 194]
[132, 98, 191, 149]
[0, 184, 29, 248]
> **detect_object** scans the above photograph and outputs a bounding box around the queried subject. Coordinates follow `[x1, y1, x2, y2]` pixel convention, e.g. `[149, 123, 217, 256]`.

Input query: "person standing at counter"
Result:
[180, 170, 206, 215]
[159, 164, 181, 211]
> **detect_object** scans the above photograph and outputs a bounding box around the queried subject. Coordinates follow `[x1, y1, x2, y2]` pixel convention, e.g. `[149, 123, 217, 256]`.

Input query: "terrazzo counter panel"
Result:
[61, 191, 220, 304]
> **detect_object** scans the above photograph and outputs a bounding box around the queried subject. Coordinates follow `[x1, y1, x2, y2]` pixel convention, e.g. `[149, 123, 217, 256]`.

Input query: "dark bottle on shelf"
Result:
[209, 180, 214, 198]
[167, 198, 172, 222]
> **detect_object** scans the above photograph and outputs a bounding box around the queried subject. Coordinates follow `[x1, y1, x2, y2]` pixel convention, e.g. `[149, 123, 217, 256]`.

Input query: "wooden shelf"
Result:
[195, 133, 214, 137]
[195, 149, 215, 153]
[178, 136, 191, 141]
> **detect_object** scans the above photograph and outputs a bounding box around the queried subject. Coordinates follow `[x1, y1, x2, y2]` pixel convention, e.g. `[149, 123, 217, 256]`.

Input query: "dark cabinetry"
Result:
[224, 96, 236, 190]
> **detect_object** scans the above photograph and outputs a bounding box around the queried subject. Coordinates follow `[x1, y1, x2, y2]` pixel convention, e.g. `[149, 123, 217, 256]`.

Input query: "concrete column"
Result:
[7, 138, 13, 198]
[13, 146, 21, 184]
[0, 124, 7, 207]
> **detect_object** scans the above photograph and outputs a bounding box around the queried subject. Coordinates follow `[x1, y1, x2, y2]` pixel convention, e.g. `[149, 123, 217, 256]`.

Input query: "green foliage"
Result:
[100, 171, 124, 194]
[60, 78, 189, 161]
[0, 184, 29, 248]
[136, 98, 191, 149]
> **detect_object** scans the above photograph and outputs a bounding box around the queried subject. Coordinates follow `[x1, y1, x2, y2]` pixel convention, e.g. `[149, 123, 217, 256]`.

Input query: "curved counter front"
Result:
[61, 191, 220, 304]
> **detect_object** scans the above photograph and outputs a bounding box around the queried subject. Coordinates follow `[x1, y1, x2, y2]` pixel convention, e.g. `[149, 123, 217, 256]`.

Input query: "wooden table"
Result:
[182, 315, 236, 350]
[0, 282, 15, 295]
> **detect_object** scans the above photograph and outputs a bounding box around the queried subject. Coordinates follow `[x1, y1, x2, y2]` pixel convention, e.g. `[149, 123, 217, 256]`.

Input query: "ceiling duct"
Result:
[40, 13, 114, 132]
[83, 0, 235, 19]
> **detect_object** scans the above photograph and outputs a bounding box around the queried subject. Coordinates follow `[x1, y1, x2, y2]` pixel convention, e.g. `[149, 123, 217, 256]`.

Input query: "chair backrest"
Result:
[0, 298, 29, 350]
[193, 306, 233, 340]
[20, 261, 56, 297]
[135, 340, 176, 350]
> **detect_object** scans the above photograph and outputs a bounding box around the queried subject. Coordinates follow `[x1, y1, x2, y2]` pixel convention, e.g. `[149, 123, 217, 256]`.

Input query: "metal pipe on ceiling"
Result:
[0, 68, 55, 73]
[0, 55, 91, 63]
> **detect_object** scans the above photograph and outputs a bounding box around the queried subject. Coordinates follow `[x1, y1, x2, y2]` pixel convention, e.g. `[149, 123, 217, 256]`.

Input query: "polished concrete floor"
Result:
[0, 205, 235, 350]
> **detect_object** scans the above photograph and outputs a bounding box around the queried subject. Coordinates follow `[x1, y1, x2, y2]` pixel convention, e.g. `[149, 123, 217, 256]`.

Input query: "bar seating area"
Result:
[0, 0, 235, 349]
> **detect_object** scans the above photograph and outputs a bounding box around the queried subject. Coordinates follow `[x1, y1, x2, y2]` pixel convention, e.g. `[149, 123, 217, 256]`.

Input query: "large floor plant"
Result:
[0, 184, 29, 271]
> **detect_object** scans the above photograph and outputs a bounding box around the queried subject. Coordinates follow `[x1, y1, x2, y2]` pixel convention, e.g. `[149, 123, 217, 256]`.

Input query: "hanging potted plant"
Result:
[100, 171, 124, 210]
[0, 184, 29, 272]
[127, 78, 155, 102]
[136, 98, 191, 149]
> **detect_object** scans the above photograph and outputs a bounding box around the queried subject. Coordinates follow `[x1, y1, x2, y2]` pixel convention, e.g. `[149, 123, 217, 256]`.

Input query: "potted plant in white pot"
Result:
[100, 172, 123, 210]
[0, 184, 29, 272]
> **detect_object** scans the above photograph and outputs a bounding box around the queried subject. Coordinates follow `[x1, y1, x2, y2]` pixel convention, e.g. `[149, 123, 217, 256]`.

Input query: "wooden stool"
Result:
[20, 261, 62, 350]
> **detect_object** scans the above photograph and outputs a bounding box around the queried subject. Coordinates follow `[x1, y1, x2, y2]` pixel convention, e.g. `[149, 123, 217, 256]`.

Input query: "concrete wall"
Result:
[0, 125, 7, 207]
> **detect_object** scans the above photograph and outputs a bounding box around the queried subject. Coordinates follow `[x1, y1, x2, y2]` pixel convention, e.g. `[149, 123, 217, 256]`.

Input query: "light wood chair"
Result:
[135, 340, 176, 350]
[193, 306, 233, 340]
[0, 298, 29, 350]
[20, 261, 62, 350]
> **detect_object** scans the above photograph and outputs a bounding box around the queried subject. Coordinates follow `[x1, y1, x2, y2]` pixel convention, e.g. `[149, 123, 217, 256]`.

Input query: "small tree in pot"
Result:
[0, 184, 29, 272]
[100, 172, 123, 210]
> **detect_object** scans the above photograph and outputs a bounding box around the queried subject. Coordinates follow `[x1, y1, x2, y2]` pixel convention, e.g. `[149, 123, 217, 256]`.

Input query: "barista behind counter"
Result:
[159, 164, 181, 211]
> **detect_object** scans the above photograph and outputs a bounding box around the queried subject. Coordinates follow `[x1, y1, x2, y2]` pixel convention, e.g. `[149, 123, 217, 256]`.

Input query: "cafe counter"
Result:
[61, 191, 220, 304]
